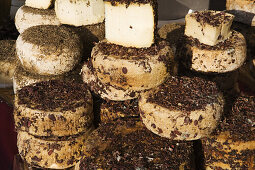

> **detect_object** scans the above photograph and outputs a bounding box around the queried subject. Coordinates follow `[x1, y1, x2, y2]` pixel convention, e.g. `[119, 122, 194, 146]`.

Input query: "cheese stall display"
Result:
[0, 0, 254, 169]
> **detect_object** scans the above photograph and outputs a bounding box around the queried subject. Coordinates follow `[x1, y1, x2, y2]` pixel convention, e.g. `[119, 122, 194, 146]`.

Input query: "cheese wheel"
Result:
[75, 119, 194, 169]
[16, 25, 82, 75]
[14, 80, 93, 137]
[15, 5, 60, 33]
[91, 40, 174, 91]
[139, 76, 224, 140]
[18, 128, 93, 169]
[180, 31, 246, 73]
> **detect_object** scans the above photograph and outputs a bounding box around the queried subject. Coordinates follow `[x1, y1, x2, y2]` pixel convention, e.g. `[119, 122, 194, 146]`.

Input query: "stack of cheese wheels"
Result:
[183, 10, 246, 74]
[13, 25, 82, 93]
[178, 10, 246, 96]
[13, 23, 94, 169]
[15, 0, 105, 60]
[81, 0, 175, 102]
[14, 80, 94, 169]
[75, 119, 195, 169]
[226, 0, 255, 26]
[202, 95, 255, 169]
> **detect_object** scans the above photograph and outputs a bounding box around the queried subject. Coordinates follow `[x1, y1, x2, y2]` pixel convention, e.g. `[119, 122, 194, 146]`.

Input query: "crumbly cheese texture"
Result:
[17, 129, 93, 169]
[55, 0, 104, 26]
[185, 10, 234, 46]
[182, 31, 246, 73]
[105, 1, 155, 48]
[226, 0, 255, 26]
[25, 0, 53, 9]
[15, 5, 60, 33]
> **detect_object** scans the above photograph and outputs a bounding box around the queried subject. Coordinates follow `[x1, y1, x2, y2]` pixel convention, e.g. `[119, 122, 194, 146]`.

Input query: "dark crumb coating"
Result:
[17, 80, 91, 112]
[0, 40, 16, 61]
[213, 95, 255, 142]
[191, 10, 233, 27]
[203, 143, 255, 169]
[79, 119, 193, 169]
[185, 31, 244, 51]
[103, 0, 157, 7]
[96, 40, 169, 59]
[100, 99, 139, 123]
[84, 60, 139, 99]
[146, 76, 221, 112]
[21, 25, 82, 54]
[22, 5, 56, 16]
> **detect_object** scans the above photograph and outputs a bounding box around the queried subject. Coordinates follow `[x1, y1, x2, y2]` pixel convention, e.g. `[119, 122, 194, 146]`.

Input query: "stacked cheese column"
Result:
[77, 2, 195, 168]
[81, 0, 175, 103]
[183, 10, 250, 169]
[182, 11, 246, 95]
[13, 0, 105, 169]
[15, 0, 105, 61]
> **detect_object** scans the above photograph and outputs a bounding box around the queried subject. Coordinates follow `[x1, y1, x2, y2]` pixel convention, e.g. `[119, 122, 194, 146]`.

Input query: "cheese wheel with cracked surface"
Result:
[25, 0, 53, 9]
[180, 31, 246, 73]
[17, 128, 93, 169]
[75, 119, 194, 169]
[104, 0, 157, 48]
[16, 25, 82, 75]
[81, 61, 140, 101]
[202, 95, 255, 169]
[15, 5, 60, 34]
[14, 80, 93, 137]
[139, 76, 224, 140]
[55, 0, 104, 26]
[91, 40, 174, 91]
[0, 40, 16, 87]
